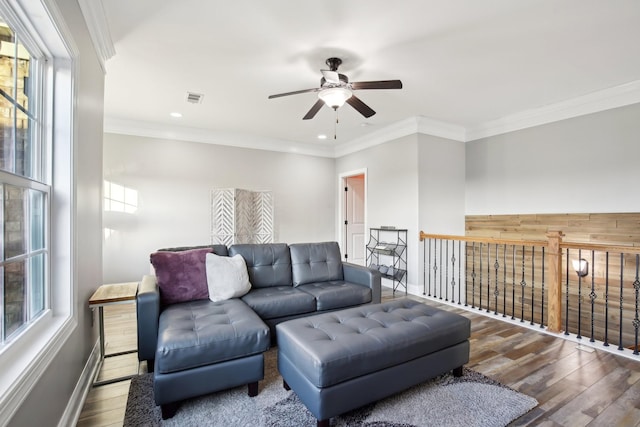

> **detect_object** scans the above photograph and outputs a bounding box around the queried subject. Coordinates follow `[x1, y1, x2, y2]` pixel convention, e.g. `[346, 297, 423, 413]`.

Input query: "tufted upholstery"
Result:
[290, 242, 343, 286]
[228, 243, 291, 288]
[276, 298, 471, 424]
[276, 298, 470, 388]
[156, 298, 269, 374]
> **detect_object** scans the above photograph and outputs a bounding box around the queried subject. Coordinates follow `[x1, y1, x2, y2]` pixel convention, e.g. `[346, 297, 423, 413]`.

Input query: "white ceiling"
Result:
[99, 0, 640, 155]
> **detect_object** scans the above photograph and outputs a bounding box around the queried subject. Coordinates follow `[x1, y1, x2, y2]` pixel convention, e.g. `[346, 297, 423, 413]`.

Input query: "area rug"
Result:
[124, 349, 537, 427]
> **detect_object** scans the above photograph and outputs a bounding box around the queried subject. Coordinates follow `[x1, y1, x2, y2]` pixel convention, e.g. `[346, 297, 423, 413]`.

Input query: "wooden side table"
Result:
[89, 281, 138, 386]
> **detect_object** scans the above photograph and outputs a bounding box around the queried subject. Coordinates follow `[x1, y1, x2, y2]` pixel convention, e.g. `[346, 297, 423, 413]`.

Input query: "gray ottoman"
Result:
[276, 298, 471, 427]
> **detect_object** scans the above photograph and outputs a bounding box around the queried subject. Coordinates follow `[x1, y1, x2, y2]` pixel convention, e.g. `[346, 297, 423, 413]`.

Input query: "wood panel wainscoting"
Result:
[465, 212, 640, 246]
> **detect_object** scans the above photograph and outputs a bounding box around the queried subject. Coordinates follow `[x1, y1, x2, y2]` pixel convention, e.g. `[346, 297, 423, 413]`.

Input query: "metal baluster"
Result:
[511, 245, 516, 320]
[503, 244, 507, 318]
[633, 254, 640, 355]
[450, 241, 457, 303]
[423, 238, 427, 296]
[577, 249, 582, 340]
[604, 252, 610, 347]
[439, 239, 443, 300]
[484, 243, 489, 313]
[589, 250, 597, 343]
[494, 244, 499, 315]
[471, 243, 476, 309]
[458, 241, 462, 305]
[520, 245, 526, 323]
[618, 253, 624, 351]
[432, 239, 438, 298]
[445, 240, 449, 302]
[541, 247, 545, 329]
[479, 243, 483, 311]
[531, 246, 535, 325]
[564, 248, 570, 336]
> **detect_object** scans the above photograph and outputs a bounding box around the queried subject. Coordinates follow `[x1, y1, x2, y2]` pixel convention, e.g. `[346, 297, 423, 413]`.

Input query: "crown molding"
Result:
[465, 80, 640, 141]
[104, 117, 336, 158]
[78, 0, 114, 73]
[104, 80, 640, 157]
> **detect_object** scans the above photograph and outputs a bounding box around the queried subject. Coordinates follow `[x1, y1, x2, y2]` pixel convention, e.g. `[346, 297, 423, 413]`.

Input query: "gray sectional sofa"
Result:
[136, 241, 381, 418]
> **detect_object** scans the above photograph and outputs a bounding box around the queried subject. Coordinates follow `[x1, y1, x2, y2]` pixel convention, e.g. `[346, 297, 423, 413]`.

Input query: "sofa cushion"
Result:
[290, 242, 343, 286]
[297, 281, 372, 311]
[156, 298, 269, 374]
[241, 286, 316, 319]
[150, 248, 212, 305]
[229, 243, 292, 288]
[205, 253, 251, 302]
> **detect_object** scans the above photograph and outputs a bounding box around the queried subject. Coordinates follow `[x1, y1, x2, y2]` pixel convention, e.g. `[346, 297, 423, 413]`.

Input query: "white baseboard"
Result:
[57, 339, 100, 427]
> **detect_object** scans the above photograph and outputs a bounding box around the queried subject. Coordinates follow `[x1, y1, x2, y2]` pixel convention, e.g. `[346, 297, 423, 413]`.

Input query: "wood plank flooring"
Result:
[76, 288, 640, 426]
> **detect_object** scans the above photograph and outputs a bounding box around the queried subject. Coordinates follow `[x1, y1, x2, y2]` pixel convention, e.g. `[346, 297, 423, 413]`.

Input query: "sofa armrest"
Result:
[136, 275, 160, 364]
[343, 262, 382, 304]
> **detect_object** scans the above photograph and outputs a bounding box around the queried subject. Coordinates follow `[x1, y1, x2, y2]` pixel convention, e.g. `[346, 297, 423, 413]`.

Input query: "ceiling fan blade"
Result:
[321, 70, 340, 84]
[302, 99, 325, 120]
[346, 95, 376, 118]
[351, 80, 403, 90]
[268, 88, 320, 99]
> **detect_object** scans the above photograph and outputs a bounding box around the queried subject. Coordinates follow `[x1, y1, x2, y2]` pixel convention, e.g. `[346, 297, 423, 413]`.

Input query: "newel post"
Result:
[546, 231, 564, 333]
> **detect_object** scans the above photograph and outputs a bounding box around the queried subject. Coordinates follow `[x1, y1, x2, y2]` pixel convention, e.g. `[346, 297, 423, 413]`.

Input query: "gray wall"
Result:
[466, 103, 640, 215]
[103, 133, 336, 284]
[9, 0, 104, 425]
[336, 135, 421, 289]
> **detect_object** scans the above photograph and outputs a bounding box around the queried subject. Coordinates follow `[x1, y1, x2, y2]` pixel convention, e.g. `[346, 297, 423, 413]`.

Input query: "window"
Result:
[0, 17, 48, 347]
[0, 0, 75, 418]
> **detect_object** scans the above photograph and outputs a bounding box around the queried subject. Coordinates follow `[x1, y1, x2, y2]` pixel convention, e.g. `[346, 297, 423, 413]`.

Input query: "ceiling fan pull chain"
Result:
[334, 109, 338, 139]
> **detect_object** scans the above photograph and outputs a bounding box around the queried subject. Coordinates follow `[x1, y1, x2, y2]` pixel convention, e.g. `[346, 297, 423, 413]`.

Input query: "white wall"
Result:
[103, 133, 336, 284]
[466, 103, 640, 215]
[336, 135, 421, 289]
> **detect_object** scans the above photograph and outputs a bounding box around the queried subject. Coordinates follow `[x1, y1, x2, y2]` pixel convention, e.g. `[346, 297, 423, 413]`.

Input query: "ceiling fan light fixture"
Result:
[318, 87, 352, 109]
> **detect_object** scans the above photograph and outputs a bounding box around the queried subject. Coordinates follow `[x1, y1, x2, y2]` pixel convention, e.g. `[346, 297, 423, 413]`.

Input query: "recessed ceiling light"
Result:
[317, 134, 327, 140]
[170, 112, 182, 118]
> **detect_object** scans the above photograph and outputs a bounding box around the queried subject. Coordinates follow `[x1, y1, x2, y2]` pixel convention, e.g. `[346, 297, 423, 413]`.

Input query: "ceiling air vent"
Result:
[186, 92, 204, 104]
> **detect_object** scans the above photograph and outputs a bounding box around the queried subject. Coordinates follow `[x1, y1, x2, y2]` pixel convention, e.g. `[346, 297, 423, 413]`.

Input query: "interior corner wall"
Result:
[335, 135, 420, 289]
[465, 103, 640, 215]
[102, 133, 335, 284]
[417, 133, 466, 235]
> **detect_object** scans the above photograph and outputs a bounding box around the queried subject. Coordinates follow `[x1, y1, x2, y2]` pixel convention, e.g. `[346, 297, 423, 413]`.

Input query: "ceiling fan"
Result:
[268, 57, 402, 120]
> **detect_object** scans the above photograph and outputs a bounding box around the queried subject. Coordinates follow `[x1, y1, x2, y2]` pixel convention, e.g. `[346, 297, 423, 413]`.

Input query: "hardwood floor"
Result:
[76, 288, 640, 426]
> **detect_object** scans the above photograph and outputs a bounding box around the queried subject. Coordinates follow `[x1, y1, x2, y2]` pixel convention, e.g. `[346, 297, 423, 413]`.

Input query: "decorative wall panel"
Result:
[211, 188, 274, 245]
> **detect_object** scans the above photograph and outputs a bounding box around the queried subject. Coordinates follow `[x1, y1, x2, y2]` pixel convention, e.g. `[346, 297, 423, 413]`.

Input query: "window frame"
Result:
[0, 0, 77, 422]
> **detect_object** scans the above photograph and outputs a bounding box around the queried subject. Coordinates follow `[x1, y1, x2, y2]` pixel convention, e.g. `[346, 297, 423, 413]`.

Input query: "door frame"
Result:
[338, 168, 368, 264]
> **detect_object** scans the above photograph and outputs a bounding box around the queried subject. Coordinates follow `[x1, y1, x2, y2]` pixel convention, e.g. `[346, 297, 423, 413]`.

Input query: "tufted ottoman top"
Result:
[276, 298, 470, 388]
[156, 298, 269, 374]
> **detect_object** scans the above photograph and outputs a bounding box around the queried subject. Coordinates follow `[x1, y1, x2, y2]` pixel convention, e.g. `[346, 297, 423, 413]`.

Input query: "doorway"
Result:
[340, 170, 366, 266]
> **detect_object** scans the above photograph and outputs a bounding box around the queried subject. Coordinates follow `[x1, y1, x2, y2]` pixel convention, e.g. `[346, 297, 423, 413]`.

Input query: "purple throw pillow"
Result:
[150, 248, 212, 305]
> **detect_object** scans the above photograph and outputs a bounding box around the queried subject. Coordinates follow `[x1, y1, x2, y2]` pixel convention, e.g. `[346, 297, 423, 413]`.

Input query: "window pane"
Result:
[4, 184, 25, 259]
[0, 20, 37, 180]
[4, 259, 26, 339]
[29, 254, 44, 318]
[0, 94, 15, 173]
[29, 189, 44, 250]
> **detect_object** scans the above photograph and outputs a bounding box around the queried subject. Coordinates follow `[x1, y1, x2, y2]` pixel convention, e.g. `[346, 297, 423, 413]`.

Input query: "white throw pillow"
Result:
[205, 253, 251, 302]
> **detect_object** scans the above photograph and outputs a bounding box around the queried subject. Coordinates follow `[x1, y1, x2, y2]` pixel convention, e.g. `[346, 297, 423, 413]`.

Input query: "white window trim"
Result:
[0, 0, 78, 424]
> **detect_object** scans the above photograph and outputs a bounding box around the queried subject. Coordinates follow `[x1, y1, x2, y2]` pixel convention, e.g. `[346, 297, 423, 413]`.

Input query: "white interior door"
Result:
[344, 174, 365, 265]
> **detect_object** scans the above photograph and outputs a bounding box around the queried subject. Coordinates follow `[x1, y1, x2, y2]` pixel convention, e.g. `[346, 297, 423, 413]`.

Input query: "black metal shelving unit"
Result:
[366, 227, 407, 295]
